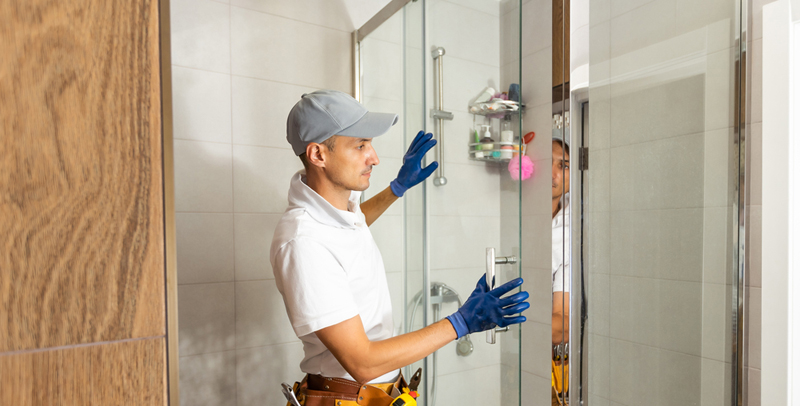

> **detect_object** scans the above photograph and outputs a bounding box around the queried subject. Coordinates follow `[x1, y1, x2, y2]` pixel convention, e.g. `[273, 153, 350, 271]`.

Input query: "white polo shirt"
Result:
[271, 170, 398, 383]
[552, 193, 570, 293]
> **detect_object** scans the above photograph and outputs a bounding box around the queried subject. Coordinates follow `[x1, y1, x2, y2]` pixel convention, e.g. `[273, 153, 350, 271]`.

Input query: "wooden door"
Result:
[0, 0, 169, 404]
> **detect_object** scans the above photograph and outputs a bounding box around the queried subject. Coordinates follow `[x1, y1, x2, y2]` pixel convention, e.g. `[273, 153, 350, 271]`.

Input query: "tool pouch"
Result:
[290, 373, 408, 406]
[551, 360, 569, 398]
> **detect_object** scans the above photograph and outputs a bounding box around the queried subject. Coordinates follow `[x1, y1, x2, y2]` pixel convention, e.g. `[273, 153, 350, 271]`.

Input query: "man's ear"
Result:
[305, 143, 326, 168]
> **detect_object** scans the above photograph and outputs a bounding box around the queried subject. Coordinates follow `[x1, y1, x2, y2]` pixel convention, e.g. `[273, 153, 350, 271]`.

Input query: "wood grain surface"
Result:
[0, 338, 166, 405]
[0, 0, 165, 352]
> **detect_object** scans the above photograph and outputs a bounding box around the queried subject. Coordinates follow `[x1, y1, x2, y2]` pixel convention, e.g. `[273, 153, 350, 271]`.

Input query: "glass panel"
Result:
[585, 0, 739, 404]
[361, 1, 526, 406]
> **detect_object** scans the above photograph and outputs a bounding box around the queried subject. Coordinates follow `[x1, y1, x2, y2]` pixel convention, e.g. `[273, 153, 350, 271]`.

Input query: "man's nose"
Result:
[368, 146, 380, 166]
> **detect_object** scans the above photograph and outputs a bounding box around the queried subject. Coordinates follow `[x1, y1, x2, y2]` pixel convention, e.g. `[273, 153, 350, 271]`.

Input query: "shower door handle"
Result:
[485, 247, 517, 344]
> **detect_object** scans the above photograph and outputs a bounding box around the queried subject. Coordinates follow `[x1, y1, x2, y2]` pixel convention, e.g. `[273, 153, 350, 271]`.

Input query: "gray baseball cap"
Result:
[286, 90, 399, 156]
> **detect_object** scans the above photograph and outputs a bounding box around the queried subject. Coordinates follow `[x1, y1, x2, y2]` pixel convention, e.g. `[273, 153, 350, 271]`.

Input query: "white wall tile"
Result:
[236, 342, 305, 406]
[608, 276, 659, 347]
[701, 282, 728, 362]
[230, 0, 356, 32]
[236, 280, 297, 348]
[428, 1, 500, 67]
[172, 67, 232, 143]
[657, 280, 702, 356]
[703, 128, 736, 207]
[609, 134, 704, 211]
[700, 358, 727, 406]
[436, 365, 501, 405]
[437, 57, 501, 114]
[589, 334, 610, 399]
[588, 273, 610, 336]
[705, 49, 735, 132]
[521, 0, 552, 58]
[675, 0, 735, 36]
[656, 349, 702, 405]
[171, 0, 231, 73]
[521, 49, 552, 109]
[177, 213, 235, 284]
[521, 371, 553, 406]
[521, 321, 552, 377]
[500, 9, 521, 67]
[234, 213, 282, 281]
[432, 0, 501, 17]
[521, 214, 551, 269]
[232, 145, 304, 213]
[608, 339, 659, 405]
[179, 282, 236, 356]
[429, 215, 501, 270]
[747, 367, 761, 406]
[231, 76, 315, 148]
[360, 38, 403, 102]
[609, 76, 705, 147]
[608, 0, 676, 59]
[174, 140, 234, 213]
[231, 9, 351, 91]
[702, 207, 732, 285]
[427, 163, 501, 217]
[522, 266, 554, 325]
[179, 351, 236, 406]
[609, 209, 703, 282]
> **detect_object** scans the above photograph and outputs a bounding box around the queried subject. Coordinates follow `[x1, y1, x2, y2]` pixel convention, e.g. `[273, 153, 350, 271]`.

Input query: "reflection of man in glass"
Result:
[551, 135, 570, 406]
[551, 135, 570, 344]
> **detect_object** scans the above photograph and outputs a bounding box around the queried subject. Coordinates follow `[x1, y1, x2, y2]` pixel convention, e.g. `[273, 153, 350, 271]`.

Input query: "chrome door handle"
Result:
[485, 247, 517, 344]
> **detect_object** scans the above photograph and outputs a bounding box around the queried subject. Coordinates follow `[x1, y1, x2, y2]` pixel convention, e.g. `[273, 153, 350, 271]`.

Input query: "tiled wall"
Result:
[170, 0, 358, 404]
[587, 0, 754, 405]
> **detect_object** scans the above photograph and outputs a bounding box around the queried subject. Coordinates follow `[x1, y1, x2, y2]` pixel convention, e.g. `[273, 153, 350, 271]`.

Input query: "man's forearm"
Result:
[361, 186, 400, 226]
[316, 316, 456, 383]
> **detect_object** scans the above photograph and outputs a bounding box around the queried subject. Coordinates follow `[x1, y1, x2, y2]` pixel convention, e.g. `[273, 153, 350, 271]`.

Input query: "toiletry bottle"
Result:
[480, 125, 494, 153]
[473, 128, 484, 159]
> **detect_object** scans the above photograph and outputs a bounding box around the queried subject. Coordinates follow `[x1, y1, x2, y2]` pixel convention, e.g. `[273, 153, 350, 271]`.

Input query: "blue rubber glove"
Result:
[389, 131, 439, 197]
[446, 276, 529, 339]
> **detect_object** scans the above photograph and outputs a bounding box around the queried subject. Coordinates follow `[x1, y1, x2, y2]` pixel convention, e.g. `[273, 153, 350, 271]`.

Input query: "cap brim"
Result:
[337, 111, 398, 139]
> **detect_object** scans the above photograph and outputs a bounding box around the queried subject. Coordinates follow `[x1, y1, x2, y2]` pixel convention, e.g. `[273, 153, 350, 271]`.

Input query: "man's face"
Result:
[552, 140, 570, 199]
[324, 135, 380, 192]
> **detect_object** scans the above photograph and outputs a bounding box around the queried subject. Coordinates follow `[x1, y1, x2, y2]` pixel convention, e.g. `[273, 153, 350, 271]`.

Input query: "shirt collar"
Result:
[287, 170, 365, 229]
[552, 193, 570, 228]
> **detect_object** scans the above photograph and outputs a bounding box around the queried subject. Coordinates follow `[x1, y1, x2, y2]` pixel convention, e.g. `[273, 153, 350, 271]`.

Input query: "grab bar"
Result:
[431, 47, 452, 186]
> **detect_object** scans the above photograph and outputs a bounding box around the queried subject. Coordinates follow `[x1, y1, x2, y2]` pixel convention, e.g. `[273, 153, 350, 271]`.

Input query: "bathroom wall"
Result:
[587, 0, 744, 405]
[170, 0, 369, 404]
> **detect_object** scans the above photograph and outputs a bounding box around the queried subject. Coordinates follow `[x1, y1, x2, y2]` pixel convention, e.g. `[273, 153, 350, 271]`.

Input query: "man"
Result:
[270, 90, 530, 406]
[551, 134, 571, 406]
[551, 135, 570, 345]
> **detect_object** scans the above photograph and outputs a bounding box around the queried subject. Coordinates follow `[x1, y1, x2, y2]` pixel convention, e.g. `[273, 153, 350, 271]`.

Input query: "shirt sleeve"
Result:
[273, 237, 359, 337]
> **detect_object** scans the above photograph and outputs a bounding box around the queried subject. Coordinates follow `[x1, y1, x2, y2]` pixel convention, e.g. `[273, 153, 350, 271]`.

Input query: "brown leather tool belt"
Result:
[291, 373, 408, 406]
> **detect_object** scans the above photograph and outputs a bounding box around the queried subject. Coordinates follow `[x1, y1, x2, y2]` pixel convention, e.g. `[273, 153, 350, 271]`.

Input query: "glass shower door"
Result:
[580, 0, 743, 404]
[359, 1, 525, 406]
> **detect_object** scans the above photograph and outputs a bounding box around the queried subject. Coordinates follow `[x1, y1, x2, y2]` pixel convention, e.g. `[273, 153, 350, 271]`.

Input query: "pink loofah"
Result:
[508, 155, 534, 180]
